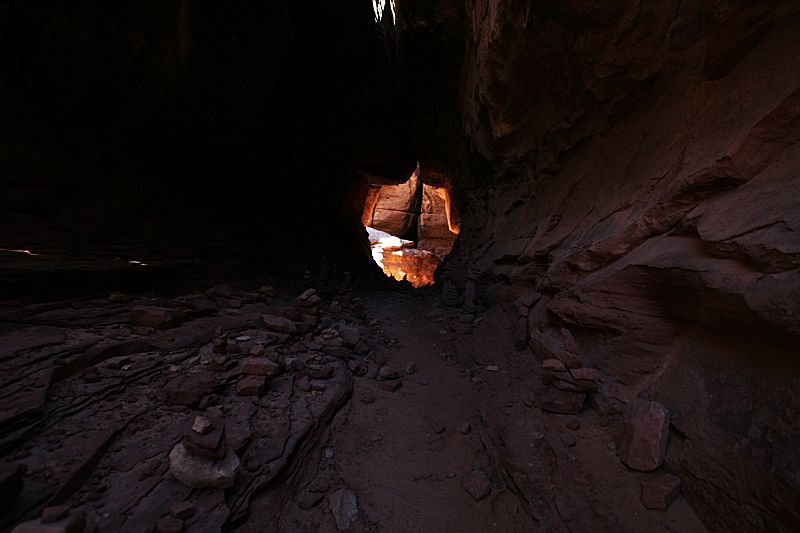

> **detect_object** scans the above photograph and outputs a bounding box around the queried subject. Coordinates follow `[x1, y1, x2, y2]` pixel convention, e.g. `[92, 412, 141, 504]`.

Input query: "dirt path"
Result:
[277, 291, 708, 533]
[0, 282, 709, 533]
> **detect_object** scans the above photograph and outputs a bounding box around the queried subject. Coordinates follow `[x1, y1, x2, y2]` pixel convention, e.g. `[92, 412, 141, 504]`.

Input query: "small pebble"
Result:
[460, 422, 471, 435]
[434, 424, 446, 434]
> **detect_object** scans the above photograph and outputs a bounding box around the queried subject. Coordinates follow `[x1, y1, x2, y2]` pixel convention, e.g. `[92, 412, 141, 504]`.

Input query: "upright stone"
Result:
[618, 399, 670, 471]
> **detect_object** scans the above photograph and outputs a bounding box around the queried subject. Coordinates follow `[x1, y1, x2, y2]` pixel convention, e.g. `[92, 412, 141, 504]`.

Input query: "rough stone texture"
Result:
[462, 470, 490, 500]
[540, 389, 585, 415]
[329, 488, 358, 531]
[11, 509, 85, 533]
[237, 375, 266, 397]
[130, 307, 186, 330]
[397, 1, 800, 530]
[164, 372, 217, 406]
[242, 357, 280, 376]
[168, 442, 240, 489]
[262, 315, 297, 334]
[369, 169, 422, 237]
[642, 474, 682, 510]
[619, 399, 670, 472]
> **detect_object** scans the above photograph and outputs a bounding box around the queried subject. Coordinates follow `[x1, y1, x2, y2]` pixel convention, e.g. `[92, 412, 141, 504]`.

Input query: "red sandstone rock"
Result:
[462, 470, 491, 500]
[542, 359, 566, 372]
[641, 475, 682, 510]
[262, 314, 297, 334]
[156, 517, 183, 533]
[570, 367, 599, 382]
[242, 357, 280, 376]
[170, 501, 194, 520]
[130, 306, 185, 329]
[378, 366, 401, 379]
[619, 400, 670, 472]
[192, 416, 212, 435]
[237, 375, 266, 396]
[40, 506, 70, 524]
[298, 491, 324, 510]
[554, 351, 582, 369]
[184, 417, 226, 459]
[310, 366, 334, 380]
[540, 389, 585, 414]
[164, 372, 217, 406]
[249, 344, 264, 356]
[382, 380, 402, 392]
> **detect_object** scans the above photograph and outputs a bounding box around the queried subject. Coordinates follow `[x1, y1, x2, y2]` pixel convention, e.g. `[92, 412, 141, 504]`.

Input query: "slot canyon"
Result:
[0, 0, 798, 531]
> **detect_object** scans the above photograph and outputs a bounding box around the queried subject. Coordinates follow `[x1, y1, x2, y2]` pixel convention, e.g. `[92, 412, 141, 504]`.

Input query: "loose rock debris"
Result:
[1, 278, 705, 532]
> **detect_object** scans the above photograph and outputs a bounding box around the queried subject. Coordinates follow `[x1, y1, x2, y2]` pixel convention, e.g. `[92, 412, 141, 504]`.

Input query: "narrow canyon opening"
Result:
[363, 166, 459, 287]
[1, 1, 799, 533]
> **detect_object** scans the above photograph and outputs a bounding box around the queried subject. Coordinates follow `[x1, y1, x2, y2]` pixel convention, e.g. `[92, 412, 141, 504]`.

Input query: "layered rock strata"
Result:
[395, 1, 800, 530]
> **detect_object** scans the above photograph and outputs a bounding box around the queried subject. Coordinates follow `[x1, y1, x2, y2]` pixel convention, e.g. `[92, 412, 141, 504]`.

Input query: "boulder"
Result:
[618, 399, 670, 472]
[642, 474, 682, 510]
[242, 357, 280, 376]
[164, 372, 217, 406]
[237, 375, 266, 396]
[329, 489, 358, 531]
[463, 470, 491, 500]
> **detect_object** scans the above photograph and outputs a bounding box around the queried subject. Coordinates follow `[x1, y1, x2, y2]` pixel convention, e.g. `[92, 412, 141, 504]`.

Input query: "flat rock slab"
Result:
[130, 306, 186, 329]
[262, 314, 297, 334]
[619, 399, 669, 471]
[0, 326, 65, 359]
[168, 442, 240, 489]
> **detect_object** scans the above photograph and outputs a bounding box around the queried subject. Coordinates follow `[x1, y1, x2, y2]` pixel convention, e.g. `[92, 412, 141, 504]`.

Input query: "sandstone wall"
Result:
[396, 0, 800, 530]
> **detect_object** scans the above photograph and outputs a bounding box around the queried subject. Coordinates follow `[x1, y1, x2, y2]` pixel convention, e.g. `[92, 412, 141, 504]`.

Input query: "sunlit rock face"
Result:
[365, 173, 458, 286]
[368, 168, 422, 238]
[395, 0, 800, 531]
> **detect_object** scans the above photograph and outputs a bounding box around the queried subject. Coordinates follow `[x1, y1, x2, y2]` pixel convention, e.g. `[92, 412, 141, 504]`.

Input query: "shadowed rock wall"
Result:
[395, 0, 800, 530]
[0, 0, 415, 297]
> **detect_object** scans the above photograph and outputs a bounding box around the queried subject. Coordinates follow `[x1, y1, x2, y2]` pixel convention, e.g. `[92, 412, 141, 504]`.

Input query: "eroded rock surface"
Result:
[395, 1, 800, 530]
